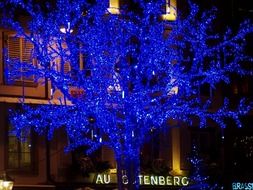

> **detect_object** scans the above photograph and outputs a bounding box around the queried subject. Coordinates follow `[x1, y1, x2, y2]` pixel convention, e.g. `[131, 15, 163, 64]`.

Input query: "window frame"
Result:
[6, 118, 37, 174]
[3, 32, 38, 87]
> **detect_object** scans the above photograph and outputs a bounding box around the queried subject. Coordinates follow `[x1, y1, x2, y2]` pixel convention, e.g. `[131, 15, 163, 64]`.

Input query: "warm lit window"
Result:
[53, 43, 84, 76]
[4, 33, 37, 85]
[7, 124, 34, 171]
[108, 0, 120, 14]
[63, 62, 71, 74]
[162, 0, 177, 21]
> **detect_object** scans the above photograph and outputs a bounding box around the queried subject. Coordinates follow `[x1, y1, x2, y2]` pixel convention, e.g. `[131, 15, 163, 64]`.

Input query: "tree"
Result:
[1, 0, 252, 189]
[181, 145, 219, 190]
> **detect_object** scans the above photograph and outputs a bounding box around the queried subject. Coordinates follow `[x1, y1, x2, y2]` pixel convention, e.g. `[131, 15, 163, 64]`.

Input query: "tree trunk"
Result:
[126, 155, 140, 190]
[116, 148, 140, 190]
[116, 157, 124, 190]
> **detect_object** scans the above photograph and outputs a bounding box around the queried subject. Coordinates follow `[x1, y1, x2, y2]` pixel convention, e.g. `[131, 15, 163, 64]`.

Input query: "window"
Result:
[108, 0, 120, 14]
[7, 124, 34, 171]
[4, 33, 37, 85]
[162, 0, 177, 21]
[63, 62, 71, 74]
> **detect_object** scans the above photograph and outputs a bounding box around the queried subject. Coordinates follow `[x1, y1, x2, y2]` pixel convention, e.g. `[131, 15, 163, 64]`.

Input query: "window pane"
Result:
[4, 33, 37, 84]
[8, 153, 19, 169]
[8, 124, 33, 170]
[20, 152, 31, 168]
[108, 0, 120, 14]
[20, 140, 31, 153]
[8, 136, 19, 152]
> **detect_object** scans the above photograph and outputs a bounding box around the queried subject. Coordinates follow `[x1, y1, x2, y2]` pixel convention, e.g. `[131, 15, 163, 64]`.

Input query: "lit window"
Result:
[108, 0, 120, 14]
[4, 33, 37, 85]
[162, 0, 177, 21]
[8, 124, 33, 171]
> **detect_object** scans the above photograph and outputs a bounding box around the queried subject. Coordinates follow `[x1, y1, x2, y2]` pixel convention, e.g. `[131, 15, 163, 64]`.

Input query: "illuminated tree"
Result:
[182, 145, 219, 190]
[1, 0, 252, 189]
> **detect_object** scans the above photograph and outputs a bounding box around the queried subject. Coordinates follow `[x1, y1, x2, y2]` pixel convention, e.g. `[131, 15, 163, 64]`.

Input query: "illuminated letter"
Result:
[232, 183, 236, 190]
[138, 175, 143, 185]
[122, 175, 128, 185]
[236, 183, 241, 189]
[173, 176, 180, 186]
[144, 175, 150, 185]
[232, 183, 237, 190]
[150, 176, 158, 185]
[166, 176, 172, 185]
[104, 174, 111, 184]
[96, 174, 104, 184]
[181, 177, 189, 186]
[158, 176, 165, 185]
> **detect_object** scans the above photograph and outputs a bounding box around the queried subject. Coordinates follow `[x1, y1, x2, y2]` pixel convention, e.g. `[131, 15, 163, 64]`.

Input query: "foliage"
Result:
[181, 145, 219, 190]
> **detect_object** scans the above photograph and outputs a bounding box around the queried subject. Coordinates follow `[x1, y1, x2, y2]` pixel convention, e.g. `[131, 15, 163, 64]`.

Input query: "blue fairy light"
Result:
[1, 0, 253, 189]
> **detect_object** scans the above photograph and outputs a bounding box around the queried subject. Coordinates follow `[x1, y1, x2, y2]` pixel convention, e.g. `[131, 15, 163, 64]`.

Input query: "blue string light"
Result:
[181, 145, 219, 189]
[1, 0, 253, 189]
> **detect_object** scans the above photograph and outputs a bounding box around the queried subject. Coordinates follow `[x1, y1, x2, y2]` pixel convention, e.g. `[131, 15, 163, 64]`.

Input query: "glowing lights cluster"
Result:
[1, 0, 252, 189]
[184, 145, 219, 189]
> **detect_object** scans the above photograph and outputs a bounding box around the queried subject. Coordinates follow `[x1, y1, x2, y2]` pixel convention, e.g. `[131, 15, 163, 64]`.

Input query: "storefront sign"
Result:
[232, 182, 253, 190]
[95, 174, 189, 186]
